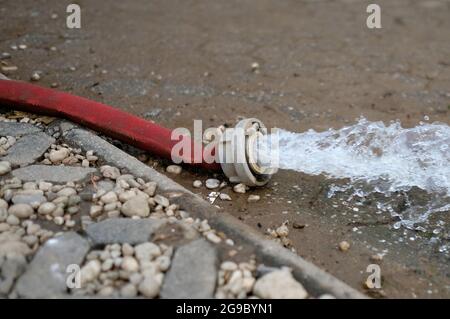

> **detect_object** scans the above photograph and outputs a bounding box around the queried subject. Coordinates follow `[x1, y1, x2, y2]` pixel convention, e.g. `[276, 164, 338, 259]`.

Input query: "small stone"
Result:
[65, 220, 76, 228]
[143, 182, 157, 196]
[338, 241, 350, 252]
[100, 165, 120, 179]
[219, 193, 232, 201]
[0, 208, 7, 222]
[138, 276, 160, 298]
[205, 179, 220, 189]
[89, 205, 103, 218]
[8, 204, 34, 219]
[247, 195, 260, 202]
[38, 181, 53, 191]
[233, 183, 247, 194]
[155, 255, 171, 272]
[0, 161, 11, 175]
[100, 191, 118, 204]
[18, 44, 27, 50]
[57, 187, 76, 197]
[221, 261, 238, 271]
[103, 202, 117, 212]
[0, 223, 10, 231]
[121, 283, 138, 297]
[54, 216, 64, 225]
[0, 199, 8, 210]
[30, 72, 41, 81]
[319, 294, 337, 299]
[253, 269, 307, 299]
[154, 195, 169, 208]
[206, 232, 222, 244]
[98, 286, 114, 297]
[26, 223, 40, 235]
[193, 180, 202, 188]
[121, 196, 150, 217]
[107, 210, 120, 218]
[251, 62, 260, 71]
[80, 260, 101, 285]
[135, 242, 161, 261]
[129, 273, 143, 285]
[118, 190, 135, 202]
[292, 222, 305, 229]
[49, 148, 69, 163]
[122, 243, 134, 256]
[6, 214, 20, 226]
[370, 254, 383, 262]
[275, 223, 289, 237]
[166, 165, 182, 174]
[67, 195, 81, 206]
[1, 65, 18, 73]
[22, 235, 38, 246]
[12, 194, 46, 209]
[121, 256, 139, 272]
[0, 240, 31, 257]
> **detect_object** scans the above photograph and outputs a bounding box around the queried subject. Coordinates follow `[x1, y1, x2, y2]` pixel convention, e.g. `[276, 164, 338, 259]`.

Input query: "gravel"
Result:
[166, 165, 182, 174]
[192, 180, 202, 188]
[121, 195, 150, 217]
[247, 195, 260, 202]
[8, 204, 34, 219]
[233, 183, 247, 193]
[253, 269, 308, 299]
[205, 179, 220, 189]
[0, 161, 11, 175]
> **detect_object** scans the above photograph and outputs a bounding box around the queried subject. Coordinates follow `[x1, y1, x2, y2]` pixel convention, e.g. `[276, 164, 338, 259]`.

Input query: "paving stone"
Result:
[85, 218, 166, 245]
[12, 165, 97, 183]
[3, 132, 54, 166]
[14, 232, 90, 298]
[0, 122, 41, 137]
[0, 255, 27, 296]
[160, 238, 218, 299]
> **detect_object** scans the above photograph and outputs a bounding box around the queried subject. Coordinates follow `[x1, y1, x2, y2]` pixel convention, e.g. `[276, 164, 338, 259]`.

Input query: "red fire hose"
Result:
[0, 79, 220, 171]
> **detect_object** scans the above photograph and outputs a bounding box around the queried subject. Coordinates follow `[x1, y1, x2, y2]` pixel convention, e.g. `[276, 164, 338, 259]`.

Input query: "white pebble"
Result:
[121, 256, 139, 272]
[193, 180, 202, 188]
[205, 179, 220, 189]
[0, 161, 11, 175]
[138, 276, 160, 298]
[233, 183, 247, 194]
[8, 204, 34, 219]
[219, 193, 232, 201]
[166, 165, 182, 174]
[247, 195, 260, 203]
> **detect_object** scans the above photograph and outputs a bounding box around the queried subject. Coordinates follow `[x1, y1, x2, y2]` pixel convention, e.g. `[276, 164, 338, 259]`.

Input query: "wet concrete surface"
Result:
[1, 0, 450, 297]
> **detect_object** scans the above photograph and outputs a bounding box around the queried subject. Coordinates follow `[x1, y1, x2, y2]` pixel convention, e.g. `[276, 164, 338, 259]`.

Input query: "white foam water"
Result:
[256, 118, 450, 233]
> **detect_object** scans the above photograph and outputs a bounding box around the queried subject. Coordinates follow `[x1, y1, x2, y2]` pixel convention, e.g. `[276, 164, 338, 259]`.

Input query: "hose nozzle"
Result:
[216, 118, 277, 186]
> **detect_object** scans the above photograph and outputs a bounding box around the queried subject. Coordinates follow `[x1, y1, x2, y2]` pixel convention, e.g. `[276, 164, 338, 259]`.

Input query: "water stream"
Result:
[255, 118, 450, 250]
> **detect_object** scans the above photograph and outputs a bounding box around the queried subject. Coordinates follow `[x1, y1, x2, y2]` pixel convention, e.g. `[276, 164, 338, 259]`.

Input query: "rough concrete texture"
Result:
[15, 232, 90, 298]
[161, 239, 218, 299]
[0, 122, 41, 137]
[85, 218, 166, 246]
[12, 165, 97, 182]
[3, 132, 55, 166]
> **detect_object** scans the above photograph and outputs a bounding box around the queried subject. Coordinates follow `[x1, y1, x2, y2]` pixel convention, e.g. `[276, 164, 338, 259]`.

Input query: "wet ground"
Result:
[1, 0, 450, 297]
